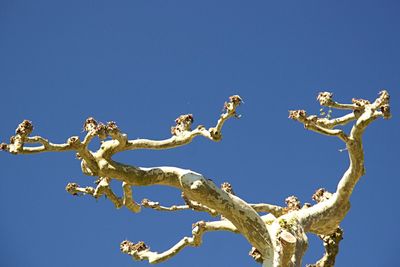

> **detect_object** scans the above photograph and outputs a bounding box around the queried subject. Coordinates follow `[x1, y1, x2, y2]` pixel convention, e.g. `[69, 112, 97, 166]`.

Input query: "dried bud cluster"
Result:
[171, 114, 194, 136]
[288, 110, 307, 120]
[381, 105, 391, 119]
[221, 182, 235, 195]
[83, 117, 121, 139]
[378, 90, 390, 104]
[312, 188, 333, 203]
[249, 247, 263, 263]
[0, 143, 8, 150]
[65, 182, 79, 195]
[223, 95, 242, 115]
[352, 98, 370, 107]
[229, 95, 242, 106]
[284, 195, 301, 213]
[321, 227, 343, 247]
[377, 90, 391, 119]
[83, 117, 98, 132]
[107, 121, 119, 133]
[15, 120, 34, 136]
[67, 136, 80, 146]
[317, 92, 334, 106]
[120, 240, 148, 254]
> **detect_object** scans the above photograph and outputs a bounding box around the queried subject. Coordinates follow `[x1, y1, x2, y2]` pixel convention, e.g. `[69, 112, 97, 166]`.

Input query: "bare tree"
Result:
[0, 91, 391, 266]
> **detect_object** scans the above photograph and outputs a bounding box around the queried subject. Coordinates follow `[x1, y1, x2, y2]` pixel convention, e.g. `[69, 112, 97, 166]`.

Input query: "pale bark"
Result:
[0, 91, 391, 266]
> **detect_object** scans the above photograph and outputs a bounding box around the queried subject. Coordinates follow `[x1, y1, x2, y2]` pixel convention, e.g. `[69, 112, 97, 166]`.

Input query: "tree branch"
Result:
[307, 227, 344, 267]
[316, 92, 358, 110]
[65, 178, 123, 209]
[65, 177, 142, 212]
[120, 220, 238, 264]
[122, 95, 242, 151]
[291, 91, 390, 237]
[141, 198, 190, 212]
[288, 110, 349, 142]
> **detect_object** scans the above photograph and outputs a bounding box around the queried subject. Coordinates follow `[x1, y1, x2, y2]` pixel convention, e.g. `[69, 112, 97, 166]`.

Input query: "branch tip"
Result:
[0, 143, 8, 151]
[288, 110, 307, 120]
[380, 104, 391, 119]
[317, 92, 334, 106]
[120, 240, 149, 255]
[284, 195, 301, 213]
[351, 98, 370, 107]
[171, 114, 194, 136]
[83, 117, 98, 132]
[65, 182, 79, 196]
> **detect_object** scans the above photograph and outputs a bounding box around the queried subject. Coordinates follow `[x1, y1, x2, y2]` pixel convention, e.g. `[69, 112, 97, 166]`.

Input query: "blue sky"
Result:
[0, 1, 399, 266]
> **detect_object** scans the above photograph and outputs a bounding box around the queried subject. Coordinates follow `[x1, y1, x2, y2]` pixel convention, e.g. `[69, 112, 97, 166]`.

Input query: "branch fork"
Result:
[1, 92, 391, 266]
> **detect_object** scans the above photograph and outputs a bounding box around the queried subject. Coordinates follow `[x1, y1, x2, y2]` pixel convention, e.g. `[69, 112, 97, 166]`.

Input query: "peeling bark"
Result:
[0, 92, 391, 266]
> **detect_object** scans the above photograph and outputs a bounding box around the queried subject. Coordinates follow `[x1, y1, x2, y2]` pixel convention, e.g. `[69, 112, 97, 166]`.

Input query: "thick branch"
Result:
[315, 113, 357, 129]
[251, 203, 285, 217]
[220, 182, 285, 218]
[291, 91, 391, 236]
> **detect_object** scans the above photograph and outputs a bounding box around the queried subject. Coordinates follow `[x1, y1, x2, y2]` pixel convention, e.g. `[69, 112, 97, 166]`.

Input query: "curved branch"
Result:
[316, 92, 358, 110]
[141, 198, 191, 212]
[315, 113, 357, 129]
[288, 110, 349, 142]
[307, 227, 343, 267]
[120, 220, 238, 264]
[122, 95, 242, 151]
[291, 91, 391, 235]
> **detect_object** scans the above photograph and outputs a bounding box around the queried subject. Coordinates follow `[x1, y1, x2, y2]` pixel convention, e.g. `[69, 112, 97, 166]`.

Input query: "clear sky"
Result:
[0, 1, 399, 266]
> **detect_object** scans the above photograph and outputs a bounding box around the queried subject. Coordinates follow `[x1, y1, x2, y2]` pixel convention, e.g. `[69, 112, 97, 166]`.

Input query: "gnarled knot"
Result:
[223, 95, 242, 116]
[288, 110, 307, 120]
[312, 188, 333, 203]
[15, 120, 33, 136]
[378, 90, 390, 103]
[380, 104, 391, 119]
[83, 117, 98, 132]
[284, 195, 301, 213]
[171, 114, 194, 136]
[120, 240, 148, 255]
[317, 92, 334, 106]
[352, 98, 370, 107]
[93, 123, 107, 139]
[106, 121, 120, 133]
[0, 143, 8, 151]
[209, 127, 222, 141]
[67, 136, 80, 147]
[65, 182, 79, 195]
[229, 95, 242, 106]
